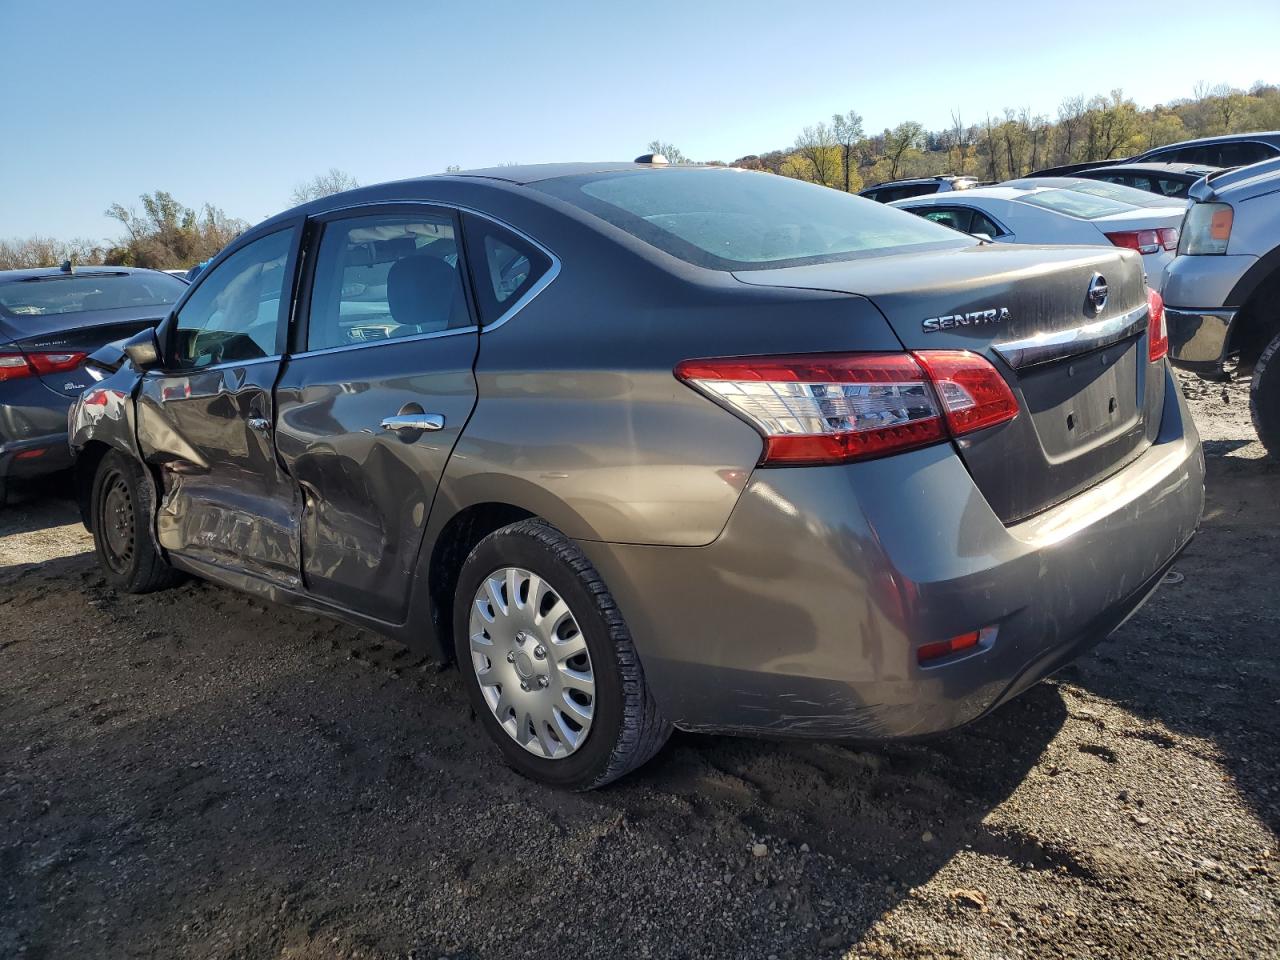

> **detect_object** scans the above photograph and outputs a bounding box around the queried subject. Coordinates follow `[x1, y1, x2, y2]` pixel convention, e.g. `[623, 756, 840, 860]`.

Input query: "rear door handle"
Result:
[247, 417, 272, 433]
[380, 414, 445, 432]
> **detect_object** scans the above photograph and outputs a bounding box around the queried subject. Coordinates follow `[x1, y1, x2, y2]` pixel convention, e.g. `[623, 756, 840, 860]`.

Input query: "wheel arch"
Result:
[1227, 247, 1280, 374]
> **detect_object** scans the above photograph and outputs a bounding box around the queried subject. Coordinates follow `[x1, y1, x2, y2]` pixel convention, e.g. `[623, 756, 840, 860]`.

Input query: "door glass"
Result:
[171, 229, 293, 368]
[462, 215, 553, 324]
[305, 213, 469, 351]
[917, 207, 973, 233]
[970, 211, 1003, 237]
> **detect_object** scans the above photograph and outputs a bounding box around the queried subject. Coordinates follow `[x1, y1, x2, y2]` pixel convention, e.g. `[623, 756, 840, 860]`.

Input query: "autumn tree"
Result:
[793, 123, 841, 186]
[831, 110, 865, 192]
[290, 168, 360, 207]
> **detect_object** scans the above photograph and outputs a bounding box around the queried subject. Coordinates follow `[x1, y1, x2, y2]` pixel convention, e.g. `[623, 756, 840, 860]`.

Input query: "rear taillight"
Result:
[0, 350, 87, 381]
[674, 350, 1018, 466]
[0, 353, 33, 382]
[1147, 287, 1168, 362]
[1178, 202, 1233, 255]
[1105, 228, 1178, 254]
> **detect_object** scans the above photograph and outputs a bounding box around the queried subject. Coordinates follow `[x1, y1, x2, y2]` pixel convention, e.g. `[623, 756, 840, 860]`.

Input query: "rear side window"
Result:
[304, 213, 470, 351]
[171, 229, 293, 368]
[534, 168, 966, 271]
[462, 215, 552, 325]
[0, 272, 186, 319]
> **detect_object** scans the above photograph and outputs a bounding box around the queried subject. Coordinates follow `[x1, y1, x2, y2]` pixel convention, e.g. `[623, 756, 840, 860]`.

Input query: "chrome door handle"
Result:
[247, 417, 272, 432]
[380, 414, 445, 432]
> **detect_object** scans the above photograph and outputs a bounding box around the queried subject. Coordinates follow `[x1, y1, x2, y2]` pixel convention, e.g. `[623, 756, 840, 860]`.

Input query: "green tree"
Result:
[831, 110, 865, 192]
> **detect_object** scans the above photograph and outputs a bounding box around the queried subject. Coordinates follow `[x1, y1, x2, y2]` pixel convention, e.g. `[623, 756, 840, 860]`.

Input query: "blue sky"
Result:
[3, 0, 1279, 239]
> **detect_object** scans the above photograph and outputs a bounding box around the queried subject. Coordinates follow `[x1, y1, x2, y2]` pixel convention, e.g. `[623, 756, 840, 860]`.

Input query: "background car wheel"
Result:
[453, 518, 670, 789]
[90, 450, 182, 593]
[1250, 330, 1280, 460]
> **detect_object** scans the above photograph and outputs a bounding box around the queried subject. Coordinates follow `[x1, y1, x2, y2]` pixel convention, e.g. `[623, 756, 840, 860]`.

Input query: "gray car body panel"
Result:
[1163, 157, 1280, 372]
[68, 166, 1205, 741]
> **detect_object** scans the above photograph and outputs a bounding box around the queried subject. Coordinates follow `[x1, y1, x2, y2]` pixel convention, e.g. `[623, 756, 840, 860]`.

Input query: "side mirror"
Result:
[123, 327, 162, 370]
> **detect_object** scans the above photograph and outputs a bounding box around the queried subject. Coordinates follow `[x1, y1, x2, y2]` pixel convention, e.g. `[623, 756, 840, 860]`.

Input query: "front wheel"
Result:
[90, 450, 182, 593]
[453, 519, 670, 789]
[1251, 330, 1280, 460]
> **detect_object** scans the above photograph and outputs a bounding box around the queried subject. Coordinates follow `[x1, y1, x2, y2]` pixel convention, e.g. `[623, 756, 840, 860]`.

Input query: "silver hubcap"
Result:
[469, 567, 595, 759]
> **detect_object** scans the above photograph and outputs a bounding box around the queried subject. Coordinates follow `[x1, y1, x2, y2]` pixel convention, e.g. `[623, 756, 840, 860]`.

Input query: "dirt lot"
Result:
[1, 373, 1276, 960]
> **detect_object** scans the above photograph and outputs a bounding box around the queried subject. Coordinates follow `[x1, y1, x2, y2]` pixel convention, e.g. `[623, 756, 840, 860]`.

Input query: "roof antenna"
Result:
[634, 153, 669, 165]
[60, 259, 74, 274]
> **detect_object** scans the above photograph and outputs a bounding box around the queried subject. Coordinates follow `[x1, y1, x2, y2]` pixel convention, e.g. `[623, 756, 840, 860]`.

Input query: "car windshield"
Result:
[0, 272, 187, 318]
[535, 168, 969, 270]
[1015, 189, 1136, 219]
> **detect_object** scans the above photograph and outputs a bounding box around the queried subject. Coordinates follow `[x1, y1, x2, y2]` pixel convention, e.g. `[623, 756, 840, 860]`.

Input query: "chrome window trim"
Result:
[146, 354, 283, 376]
[992, 302, 1150, 369]
[310, 198, 562, 336]
[289, 324, 480, 360]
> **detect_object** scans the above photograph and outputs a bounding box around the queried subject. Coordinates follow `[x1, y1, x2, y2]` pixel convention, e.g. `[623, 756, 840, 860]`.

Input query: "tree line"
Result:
[3, 83, 1277, 271]
[723, 81, 1280, 191]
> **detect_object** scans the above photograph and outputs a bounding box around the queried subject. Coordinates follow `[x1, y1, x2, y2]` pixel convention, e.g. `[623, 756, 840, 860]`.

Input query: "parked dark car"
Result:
[859, 175, 979, 203]
[1066, 162, 1219, 199]
[1132, 131, 1280, 168]
[0, 265, 186, 503]
[70, 162, 1203, 788]
[1033, 132, 1280, 180]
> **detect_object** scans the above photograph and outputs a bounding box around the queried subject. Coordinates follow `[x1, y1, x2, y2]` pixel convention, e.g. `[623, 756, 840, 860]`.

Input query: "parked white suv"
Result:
[1162, 157, 1280, 456]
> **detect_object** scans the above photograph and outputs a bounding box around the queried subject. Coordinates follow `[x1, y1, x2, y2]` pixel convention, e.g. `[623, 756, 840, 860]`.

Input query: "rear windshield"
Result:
[0, 272, 187, 318]
[1015, 189, 1136, 219]
[535, 168, 969, 270]
[1059, 179, 1180, 209]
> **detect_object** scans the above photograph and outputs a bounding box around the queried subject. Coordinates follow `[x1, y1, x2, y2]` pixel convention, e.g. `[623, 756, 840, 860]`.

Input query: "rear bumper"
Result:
[579, 366, 1204, 739]
[1165, 307, 1236, 374]
[0, 383, 74, 482]
[0, 431, 73, 481]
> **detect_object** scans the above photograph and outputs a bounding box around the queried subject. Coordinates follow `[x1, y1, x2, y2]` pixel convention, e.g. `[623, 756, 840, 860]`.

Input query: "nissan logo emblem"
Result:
[1087, 274, 1108, 315]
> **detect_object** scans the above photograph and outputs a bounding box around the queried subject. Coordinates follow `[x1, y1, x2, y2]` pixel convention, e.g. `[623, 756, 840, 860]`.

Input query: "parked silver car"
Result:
[1161, 156, 1280, 455]
[70, 162, 1204, 788]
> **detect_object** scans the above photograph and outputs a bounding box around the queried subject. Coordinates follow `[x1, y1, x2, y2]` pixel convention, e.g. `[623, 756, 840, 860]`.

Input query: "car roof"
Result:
[864, 175, 973, 189]
[0, 265, 166, 283]
[1194, 155, 1280, 202]
[1138, 130, 1280, 153]
[1079, 161, 1220, 176]
[889, 184, 1034, 203]
[447, 161, 679, 184]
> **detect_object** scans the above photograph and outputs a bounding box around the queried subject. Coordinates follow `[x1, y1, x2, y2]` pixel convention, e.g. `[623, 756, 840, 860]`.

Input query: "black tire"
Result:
[1251, 330, 1280, 460]
[452, 518, 670, 789]
[90, 450, 182, 593]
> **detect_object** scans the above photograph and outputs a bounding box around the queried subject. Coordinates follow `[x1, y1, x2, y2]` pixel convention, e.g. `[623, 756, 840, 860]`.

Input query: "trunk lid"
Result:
[0, 303, 168, 400]
[734, 243, 1163, 522]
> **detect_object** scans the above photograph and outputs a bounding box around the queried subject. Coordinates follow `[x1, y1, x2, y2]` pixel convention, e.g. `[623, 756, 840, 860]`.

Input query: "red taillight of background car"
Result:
[1147, 287, 1168, 363]
[0, 350, 87, 382]
[1105, 228, 1179, 254]
[674, 350, 1018, 466]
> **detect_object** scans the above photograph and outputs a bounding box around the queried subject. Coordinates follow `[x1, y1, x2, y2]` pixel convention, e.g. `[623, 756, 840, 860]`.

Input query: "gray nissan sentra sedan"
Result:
[69, 160, 1204, 789]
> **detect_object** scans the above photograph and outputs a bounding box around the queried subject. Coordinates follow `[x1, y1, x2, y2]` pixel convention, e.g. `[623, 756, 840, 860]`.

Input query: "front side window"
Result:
[0, 272, 187, 319]
[462, 215, 552, 324]
[171, 229, 293, 368]
[305, 213, 469, 351]
[534, 168, 966, 270]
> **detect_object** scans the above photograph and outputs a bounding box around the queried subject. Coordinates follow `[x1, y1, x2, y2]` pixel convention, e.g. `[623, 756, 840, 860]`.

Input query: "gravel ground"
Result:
[1, 372, 1276, 960]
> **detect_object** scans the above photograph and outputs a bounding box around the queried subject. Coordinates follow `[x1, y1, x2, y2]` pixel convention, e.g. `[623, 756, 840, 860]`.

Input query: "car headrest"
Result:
[386, 254, 459, 330]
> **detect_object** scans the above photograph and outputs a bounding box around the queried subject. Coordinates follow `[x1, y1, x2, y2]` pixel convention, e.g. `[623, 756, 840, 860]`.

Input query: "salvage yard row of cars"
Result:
[0, 130, 1276, 789]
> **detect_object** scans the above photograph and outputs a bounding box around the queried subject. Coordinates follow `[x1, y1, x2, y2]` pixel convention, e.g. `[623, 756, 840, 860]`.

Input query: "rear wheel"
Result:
[453, 519, 670, 789]
[1251, 330, 1280, 460]
[90, 451, 181, 593]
